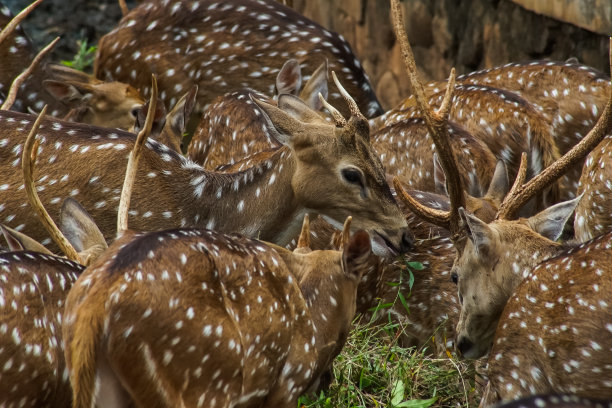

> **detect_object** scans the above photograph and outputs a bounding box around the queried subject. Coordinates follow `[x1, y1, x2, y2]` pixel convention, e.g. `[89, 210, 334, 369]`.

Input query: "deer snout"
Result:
[455, 335, 481, 359]
[370, 227, 413, 257]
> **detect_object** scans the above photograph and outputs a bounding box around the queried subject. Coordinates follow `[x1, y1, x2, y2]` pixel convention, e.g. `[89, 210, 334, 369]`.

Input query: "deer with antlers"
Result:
[0, 72, 411, 256]
[0, 0, 145, 130]
[390, 0, 612, 404]
[94, 0, 383, 128]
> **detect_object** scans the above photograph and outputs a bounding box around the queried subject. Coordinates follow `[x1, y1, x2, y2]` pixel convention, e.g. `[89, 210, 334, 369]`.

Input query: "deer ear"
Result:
[43, 80, 86, 103]
[250, 94, 308, 146]
[59, 198, 107, 254]
[299, 59, 329, 111]
[485, 160, 509, 204]
[433, 153, 448, 196]
[459, 207, 494, 256]
[342, 229, 371, 278]
[527, 195, 582, 241]
[0, 224, 53, 254]
[277, 94, 325, 124]
[165, 85, 198, 141]
[276, 59, 302, 95]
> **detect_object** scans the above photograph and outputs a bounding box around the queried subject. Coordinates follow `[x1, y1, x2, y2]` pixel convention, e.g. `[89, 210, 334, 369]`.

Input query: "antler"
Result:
[390, 0, 463, 239]
[1, 37, 59, 110]
[117, 75, 158, 236]
[118, 0, 129, 16]
[22, 105, 81, 262]
[331, 71, 366, 120]
[318, 93, 347, 126]
[330, 216, 352, 251]
[296, 214, 311, 249]
[496, 37, 612, 220]
[0, 0, 43, 45]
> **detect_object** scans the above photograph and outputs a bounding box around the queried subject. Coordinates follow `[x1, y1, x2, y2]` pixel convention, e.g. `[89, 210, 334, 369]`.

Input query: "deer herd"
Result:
[0, 0, 611, 407]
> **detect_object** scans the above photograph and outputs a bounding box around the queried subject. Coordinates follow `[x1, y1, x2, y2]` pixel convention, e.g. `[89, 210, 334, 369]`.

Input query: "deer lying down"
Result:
[63, 216, 372, 408]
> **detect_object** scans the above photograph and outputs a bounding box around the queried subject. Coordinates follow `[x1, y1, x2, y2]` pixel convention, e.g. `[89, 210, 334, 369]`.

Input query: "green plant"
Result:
[61, 39, 97, 72]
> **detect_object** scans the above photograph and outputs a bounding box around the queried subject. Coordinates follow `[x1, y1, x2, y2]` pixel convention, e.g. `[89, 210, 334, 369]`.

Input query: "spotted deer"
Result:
[391, 1, 612, 403]
[94, 0, 383, 129]
[0, 1, 145, 130]
[430, 59, 611, 201]
[0, 76, 411, 257]
[376, 78, 560, 210]
[187, 58, 328, 168]
[573, 135, 612, 242]
[63, 214, 373, 408]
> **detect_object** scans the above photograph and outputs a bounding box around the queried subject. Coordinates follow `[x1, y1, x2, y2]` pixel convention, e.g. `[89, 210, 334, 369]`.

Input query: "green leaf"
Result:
[406, 261, 425, 270]
[390, 379, 405, 406]
[407, 269, 415, 291]
[398, 291, 410, 314]
[394, 397, 438, 407]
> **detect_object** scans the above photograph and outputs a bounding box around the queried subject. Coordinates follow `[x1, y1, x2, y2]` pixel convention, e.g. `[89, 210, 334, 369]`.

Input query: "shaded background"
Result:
[4, 0, 610, 110]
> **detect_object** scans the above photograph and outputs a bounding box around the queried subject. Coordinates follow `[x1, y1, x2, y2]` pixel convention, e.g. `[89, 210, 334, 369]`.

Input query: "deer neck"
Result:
[170, 146, 308, 244]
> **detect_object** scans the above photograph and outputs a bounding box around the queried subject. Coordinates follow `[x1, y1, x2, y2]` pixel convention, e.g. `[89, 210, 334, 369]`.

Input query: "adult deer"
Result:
[391, 0, 612, 403]
[94, 0, 383, 127]
[63, 214, 373, 408]
[0, 0, 145, 129]
[0, 75, 411, 257]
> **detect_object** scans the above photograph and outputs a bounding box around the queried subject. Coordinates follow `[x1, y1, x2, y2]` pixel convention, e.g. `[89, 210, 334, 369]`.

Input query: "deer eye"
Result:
[130, 106, 141, 119]
[341, 168, 364, 187]
[451, 272, 458, 284]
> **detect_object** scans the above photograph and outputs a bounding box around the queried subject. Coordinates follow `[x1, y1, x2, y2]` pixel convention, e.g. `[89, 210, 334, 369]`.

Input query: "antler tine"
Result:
[1, 36, 59, 110]
[117, 74, 158, 236]
[331, 71, 365, 119]
[340, 215, 352, 248]
[318, 92, 347, 126]
[393, 177, 451, 229]
[118, 0, 129, 16]
[0, 0, 43, 45]
[22, 105, 82, 262]
[496, 37, 612, 220]
[495, 153, 527, 218]
[296, 214, 311, 249]
[390, 0, 463, 239]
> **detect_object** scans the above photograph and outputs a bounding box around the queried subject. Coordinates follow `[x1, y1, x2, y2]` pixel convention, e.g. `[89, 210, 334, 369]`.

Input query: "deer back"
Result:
[452, 60, 611, 199]
[0, 250, 84, 408]
[574, 134, 612, 242]
[384, 84, 561, 209]
[372, 116, 497, 196]
[63, 227, 370, 408]
[94, 0, 383, 126]
[485, 231, 612, 403]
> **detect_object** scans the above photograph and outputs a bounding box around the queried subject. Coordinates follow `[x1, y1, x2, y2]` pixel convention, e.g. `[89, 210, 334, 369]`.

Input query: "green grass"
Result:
[298, 316, 479, 408]
[61, 39, 97, 72]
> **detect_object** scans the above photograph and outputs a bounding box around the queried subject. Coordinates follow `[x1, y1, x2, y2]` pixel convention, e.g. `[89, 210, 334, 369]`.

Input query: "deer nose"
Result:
[399, 228, 414, 253]
[456, 336, 474, 358]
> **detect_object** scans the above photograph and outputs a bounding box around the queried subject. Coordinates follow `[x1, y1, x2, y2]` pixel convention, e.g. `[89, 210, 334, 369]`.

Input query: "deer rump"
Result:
[64, 229, 323, 408]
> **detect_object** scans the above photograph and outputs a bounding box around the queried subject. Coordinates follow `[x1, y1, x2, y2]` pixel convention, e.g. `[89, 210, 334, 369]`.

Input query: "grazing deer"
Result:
[188, 58, 328, 168]
[574, 135, 612, 242]
[63, 215, 373, 408]
[0, 0, 145, 129]
[390, 0, 612, 403]
[0, 76, 411, 257]
[94, 0, 383, 126]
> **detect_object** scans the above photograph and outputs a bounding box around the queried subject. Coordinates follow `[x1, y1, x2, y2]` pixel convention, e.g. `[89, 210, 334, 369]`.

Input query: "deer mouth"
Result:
[371, 230, 400, 257]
